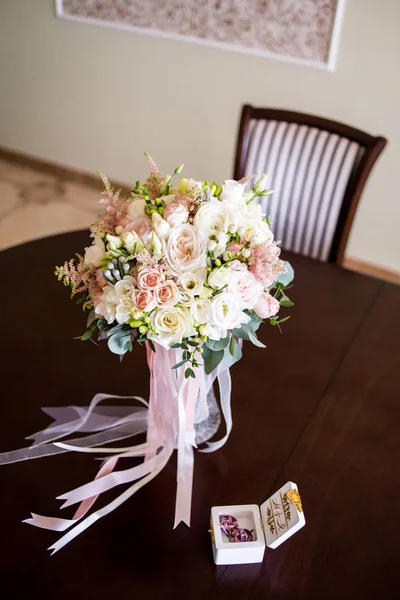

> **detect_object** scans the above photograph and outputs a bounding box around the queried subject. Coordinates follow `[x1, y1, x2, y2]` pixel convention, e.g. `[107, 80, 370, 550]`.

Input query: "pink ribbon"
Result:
[0, 344, 232, 552]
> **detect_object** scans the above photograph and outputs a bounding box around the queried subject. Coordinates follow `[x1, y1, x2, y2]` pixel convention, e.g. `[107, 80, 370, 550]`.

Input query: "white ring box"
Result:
[210, 481, 305, 565]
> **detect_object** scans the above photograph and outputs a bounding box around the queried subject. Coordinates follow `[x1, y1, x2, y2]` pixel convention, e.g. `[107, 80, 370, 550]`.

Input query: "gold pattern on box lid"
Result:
[285, 489, 303, 513]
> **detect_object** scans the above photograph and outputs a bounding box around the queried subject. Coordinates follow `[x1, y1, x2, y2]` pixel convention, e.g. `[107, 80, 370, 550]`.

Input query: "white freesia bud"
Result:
[237, 226, 246, 237]
[121, 231, 144, 254]
[254, 174, 268, 192]
[228, 223, 237, 234]
[106, 234, 123, 251]
[152, 212, 171, 240]
[241, 248, 251, 258]
[150, 231, 163, 255]
[223, 252, 230, 262]
[115, 225, 124, 235]
[207, 240, 217, 251]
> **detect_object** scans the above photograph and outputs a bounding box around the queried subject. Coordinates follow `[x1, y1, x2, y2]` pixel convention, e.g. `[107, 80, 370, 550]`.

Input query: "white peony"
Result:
[220, 180, 246, 205]
[150, 306, 195, 349]
[95, 285, 118, 324]
[194, 199, 231, 242]
[84, 235, 106, 267]
[178, 268, 207, 296]
[127, 198, 146, 221]
[227, 268, 259, 310]
[190, 297, 212, 324]
[207, 266, 231, 290]
[167, 224, 206, 275]
[208, 293, 251, 340]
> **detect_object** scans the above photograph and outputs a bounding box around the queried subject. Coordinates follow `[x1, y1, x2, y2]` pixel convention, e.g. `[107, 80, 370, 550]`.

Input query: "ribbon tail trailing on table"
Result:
[0, 344, 232, 553]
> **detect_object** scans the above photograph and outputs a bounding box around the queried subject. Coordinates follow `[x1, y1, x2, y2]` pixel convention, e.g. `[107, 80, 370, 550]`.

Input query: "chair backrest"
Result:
[234, 105, 387, 264]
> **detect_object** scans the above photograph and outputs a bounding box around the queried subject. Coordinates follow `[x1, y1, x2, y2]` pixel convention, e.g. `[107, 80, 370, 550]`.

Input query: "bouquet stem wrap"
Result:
[0, 345, 232, 553]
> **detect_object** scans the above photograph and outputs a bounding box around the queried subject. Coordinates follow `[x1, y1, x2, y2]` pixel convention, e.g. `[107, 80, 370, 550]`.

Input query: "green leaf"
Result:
[187, 340, 198, 347]
[86, 309, 96, 327]
[277, 316, 291, 324]
[148, 339, 156, 353]
[124, 340, 133, 352]
[97, 319, 107, 332]
[185, 368, 195, 379]
[247, 330, 266, 348]
[275, 261, 294, 287]
[229, 335, 236, 356]
[172, 360, 186, 370]
[202, 345, 224, 375]
[205, 336, 229, 351]
[223, 341, 242, 368]
[280, 299, 294, 307]
[171, 343, 182, 349]
[243, 309, 262, 332]
[108, 333, 131, 355]
[182, 350, 190, 360]
[233, 325, 252, 341]
[81, 328, 94, 341]
[107, 323, 130, 338]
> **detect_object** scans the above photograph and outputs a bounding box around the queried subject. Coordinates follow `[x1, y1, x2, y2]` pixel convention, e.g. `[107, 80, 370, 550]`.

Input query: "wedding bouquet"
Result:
[56, 154, 294, 372]
[0, 155, 294, 554]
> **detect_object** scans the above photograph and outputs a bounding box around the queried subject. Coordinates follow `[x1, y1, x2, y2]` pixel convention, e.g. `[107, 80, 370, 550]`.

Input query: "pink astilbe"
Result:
[55, 258, 105, 309]
[249, 241, 286, 289]
[144, 153, 160, 174]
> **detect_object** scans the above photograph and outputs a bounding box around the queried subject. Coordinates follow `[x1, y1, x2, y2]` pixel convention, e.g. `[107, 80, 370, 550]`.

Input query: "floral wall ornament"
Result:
[56, 0, 346, 70]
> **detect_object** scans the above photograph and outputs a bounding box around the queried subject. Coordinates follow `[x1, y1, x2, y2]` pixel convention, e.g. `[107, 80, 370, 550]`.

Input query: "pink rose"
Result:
[154, 280, 181, 307]
[175, 193, 192, 210]
[132, 289, 156, 312]
[228, 269, 259, 309]
[138, 268, 165, 290]
[254, 293, 280, 319]
[125, 216, 152, 240]
[163, 202, 189, 228]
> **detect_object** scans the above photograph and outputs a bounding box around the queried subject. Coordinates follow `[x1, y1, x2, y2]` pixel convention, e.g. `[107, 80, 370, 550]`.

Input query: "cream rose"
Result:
[154, 280, 181, 307]
[166, 224, 206, 275]
[254, 293, 280, 319]
[138, 268, 165, 290]
[132, 289, 156, 313]
[228, 269, 259, 309]
[150, 306, 195, 349]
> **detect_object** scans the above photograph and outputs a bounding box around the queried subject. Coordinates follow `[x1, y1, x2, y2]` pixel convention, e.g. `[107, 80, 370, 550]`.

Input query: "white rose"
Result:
[220, 180, 246, 204]
[150, 306, 195, 349]
[178, 268, 207, 296]
[251, 220, 274, 245]
[227, 268, 259, 310]
[207, 266, 230, 290]
[209, 293, 250, 340]
[95, 285, 117, 324]
[190, 297, 212, 324]
[167, 224, 206, 275]
[84, 235, 106, 267]
[193, 199, 230, 242]
[127, 198, 146, 220]
[152, 212, 171, 240]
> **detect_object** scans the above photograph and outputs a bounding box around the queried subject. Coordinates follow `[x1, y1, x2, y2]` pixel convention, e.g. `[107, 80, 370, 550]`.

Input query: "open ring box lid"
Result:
[210, 481, 305, 565]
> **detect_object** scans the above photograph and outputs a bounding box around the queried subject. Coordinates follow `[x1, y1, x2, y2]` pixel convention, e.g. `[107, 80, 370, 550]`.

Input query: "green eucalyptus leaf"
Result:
[280, 299, 294, 307]
[223, 341, 242, 368]
[172, 360, 186, 370]
[86, 309, 96, 327]
[185, 368, 195, 379]
[229, 335, 236, 356]
[81, 328, 94, 341]
[248, 330, 266, 348]
[202, 345, 224, 375]
[108, 333, 131, 355]
[205, 336, 230, 351]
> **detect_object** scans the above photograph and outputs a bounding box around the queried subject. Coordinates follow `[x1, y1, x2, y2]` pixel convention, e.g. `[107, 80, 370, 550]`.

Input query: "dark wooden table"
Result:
[0, 231, 398, 599]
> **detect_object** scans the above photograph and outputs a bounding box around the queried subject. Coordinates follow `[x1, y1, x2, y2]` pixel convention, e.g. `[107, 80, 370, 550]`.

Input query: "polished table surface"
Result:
[0, 231, 398, 599]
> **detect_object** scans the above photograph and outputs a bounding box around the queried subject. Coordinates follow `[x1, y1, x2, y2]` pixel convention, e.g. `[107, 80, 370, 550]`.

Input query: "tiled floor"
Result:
[0, 158, 102, 250]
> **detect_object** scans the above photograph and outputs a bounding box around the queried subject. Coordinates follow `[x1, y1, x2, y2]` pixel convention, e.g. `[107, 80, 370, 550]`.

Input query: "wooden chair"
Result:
[234, 105, 387, 265]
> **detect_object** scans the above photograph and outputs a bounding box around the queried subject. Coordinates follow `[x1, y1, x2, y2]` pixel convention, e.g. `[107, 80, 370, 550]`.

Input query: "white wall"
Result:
[0, 0, 399, 271]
